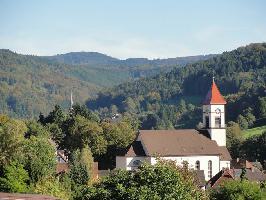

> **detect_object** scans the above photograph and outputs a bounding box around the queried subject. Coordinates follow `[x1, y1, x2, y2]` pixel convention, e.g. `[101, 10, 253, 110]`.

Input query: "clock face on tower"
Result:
[215, 108, 221, 114]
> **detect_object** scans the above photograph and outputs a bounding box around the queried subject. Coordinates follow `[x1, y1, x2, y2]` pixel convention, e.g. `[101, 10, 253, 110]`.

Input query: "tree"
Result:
[258, 97, 266, 118]
[68, 147, 94, 200]
[0, 115, 26, 165]
[63, 115, 107, 156]
[243, 107, 256, 128]
[40, 105, 66, 126]
[237, 114, 249, 130]
[22, 136, 56, 183]
[226, 121, 242, 158]
[86, 160, 207, 200]
[72, 104, 100, 122]
[209, 180, 262, 200]
[25, 120, 50, 138]
[0, 161, 29, 193]
[34, 176, 71, 200]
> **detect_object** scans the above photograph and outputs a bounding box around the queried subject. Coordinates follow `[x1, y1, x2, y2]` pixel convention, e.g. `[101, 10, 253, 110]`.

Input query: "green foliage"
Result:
[242, 125, 266, 139]
[237, 114, 249, 130]
[64, 115, 107, 156]
[209, 180, 262, 200]
[0, 49, 208, 118]
[258, 97, 266, 118]
[25, 120, 50, 138]
[239, 131, 266, 167]
[226, 121, 243, 158]
[22, 136, 56, 183]
[34, 176, 72, 200]
[0, 161, 29, 193]
[86, 160, 207, 200]
[69, 147, 92, 186]
[0, 115, 26, 165]
[88, 43, 266, 129]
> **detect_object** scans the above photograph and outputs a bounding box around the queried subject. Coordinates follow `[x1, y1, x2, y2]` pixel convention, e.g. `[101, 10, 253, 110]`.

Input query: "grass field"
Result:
[242, 125, 266, 139]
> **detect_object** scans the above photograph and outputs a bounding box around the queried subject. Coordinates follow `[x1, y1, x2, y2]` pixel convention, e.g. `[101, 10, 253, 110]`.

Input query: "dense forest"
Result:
[0, 50, 210, 118]
[87, 43, 266, 130]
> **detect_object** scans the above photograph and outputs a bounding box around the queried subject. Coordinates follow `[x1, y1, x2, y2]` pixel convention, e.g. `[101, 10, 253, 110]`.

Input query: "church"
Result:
[116, 79, 231, 181]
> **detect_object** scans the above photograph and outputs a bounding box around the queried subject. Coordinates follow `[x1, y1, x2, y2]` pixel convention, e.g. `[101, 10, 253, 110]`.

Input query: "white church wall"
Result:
[220, 160, 230, 169]
[150, 155, 220, 181]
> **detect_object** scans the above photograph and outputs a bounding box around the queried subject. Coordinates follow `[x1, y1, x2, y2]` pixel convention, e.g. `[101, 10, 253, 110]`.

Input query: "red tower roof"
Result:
[203, 80, 226, 105]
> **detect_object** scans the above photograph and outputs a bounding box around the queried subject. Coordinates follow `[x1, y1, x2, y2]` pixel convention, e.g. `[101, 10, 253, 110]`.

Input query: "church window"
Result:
[205, 116, 209, 128]
[215, 117, 221, 128]
[195, 160, 200, 170]
[208, 160, 212, 178]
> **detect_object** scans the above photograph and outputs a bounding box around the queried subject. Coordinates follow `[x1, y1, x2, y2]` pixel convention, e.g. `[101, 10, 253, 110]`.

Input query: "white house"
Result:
[116, 79, 231, 181]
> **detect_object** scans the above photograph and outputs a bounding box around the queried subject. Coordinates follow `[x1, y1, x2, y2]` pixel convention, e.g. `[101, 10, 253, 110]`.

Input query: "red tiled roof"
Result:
[203, 80, 226, 105]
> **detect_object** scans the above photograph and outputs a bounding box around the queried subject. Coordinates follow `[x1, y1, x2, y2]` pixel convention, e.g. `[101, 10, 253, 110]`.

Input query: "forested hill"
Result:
[0, 49, 101, 118]
[87, 43, 266, 129]
[0, 50, 210, 118]
[45, 51, 214, 67]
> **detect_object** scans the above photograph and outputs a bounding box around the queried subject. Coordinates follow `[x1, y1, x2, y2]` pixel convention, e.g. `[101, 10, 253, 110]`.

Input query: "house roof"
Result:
[125, 141, 146, 157]
[208, 168, 266, 188]
[218, 146, 232, 161]
[203, 80, 226, 105]
[233, 169, 266, 182]
[136, 129, 226, 157]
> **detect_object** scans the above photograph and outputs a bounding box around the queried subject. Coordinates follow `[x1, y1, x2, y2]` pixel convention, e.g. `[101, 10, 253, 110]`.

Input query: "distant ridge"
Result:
[0, 49, 212, 118]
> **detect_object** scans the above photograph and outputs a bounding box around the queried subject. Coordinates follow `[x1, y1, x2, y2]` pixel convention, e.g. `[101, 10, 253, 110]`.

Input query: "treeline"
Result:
[87, 43, 266, 130]
[0, 104, 136, 199]
[1, 104, 265, 199]
[0, 49, 209, 118]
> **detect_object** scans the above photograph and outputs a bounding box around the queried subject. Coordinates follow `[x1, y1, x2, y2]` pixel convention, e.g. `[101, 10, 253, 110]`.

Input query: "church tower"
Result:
[202, 79, 227, 146]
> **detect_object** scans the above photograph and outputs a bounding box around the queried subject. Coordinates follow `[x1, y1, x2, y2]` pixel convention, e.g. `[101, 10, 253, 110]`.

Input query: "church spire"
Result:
[70, 90, 74, 110]
[203, 79, 226, 105]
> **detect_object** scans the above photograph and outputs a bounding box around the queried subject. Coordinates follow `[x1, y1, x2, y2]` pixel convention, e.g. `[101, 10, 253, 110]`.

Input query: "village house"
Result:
[116, 79, 232, 181]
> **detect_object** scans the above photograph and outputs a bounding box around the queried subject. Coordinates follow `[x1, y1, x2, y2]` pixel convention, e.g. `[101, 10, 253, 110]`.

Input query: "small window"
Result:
[195, 160, 200, 170]
[205, 116, 209, 128]
[215, 117, 221, 128]
[132, 160, 142, 167]
[208, 160, 212, 179]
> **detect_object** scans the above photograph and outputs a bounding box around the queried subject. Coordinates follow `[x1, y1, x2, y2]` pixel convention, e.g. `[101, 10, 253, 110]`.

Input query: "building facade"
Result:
[116, 80, 231, 181]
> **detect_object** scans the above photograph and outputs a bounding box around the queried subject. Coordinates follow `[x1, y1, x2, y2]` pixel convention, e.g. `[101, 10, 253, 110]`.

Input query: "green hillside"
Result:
[0, 50, 210, 118]
[242, 125, 266, 139]
[87, 43, 266, 129]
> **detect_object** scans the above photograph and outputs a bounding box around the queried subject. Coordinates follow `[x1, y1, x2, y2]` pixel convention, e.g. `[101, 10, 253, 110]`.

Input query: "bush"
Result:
[85, 160, 207, 200]
[0, 161, 29, 193]
[210, 180, 262, 200]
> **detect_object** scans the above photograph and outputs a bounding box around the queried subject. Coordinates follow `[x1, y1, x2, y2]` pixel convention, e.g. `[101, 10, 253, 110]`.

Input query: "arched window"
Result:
[208, 160, 212, 179]
[195, 160, 200, 170]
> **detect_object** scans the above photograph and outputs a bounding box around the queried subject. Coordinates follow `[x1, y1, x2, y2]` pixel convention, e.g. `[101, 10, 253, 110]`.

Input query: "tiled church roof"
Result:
[203, 80, 226, 105]
[135, 129, 226, 157]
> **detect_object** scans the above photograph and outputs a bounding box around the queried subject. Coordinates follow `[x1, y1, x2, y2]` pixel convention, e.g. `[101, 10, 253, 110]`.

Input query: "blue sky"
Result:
[0, 0, 265, 59]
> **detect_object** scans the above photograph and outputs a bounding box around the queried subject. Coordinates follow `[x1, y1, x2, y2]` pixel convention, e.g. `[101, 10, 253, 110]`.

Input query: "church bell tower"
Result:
[202, 79, 227, 146]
